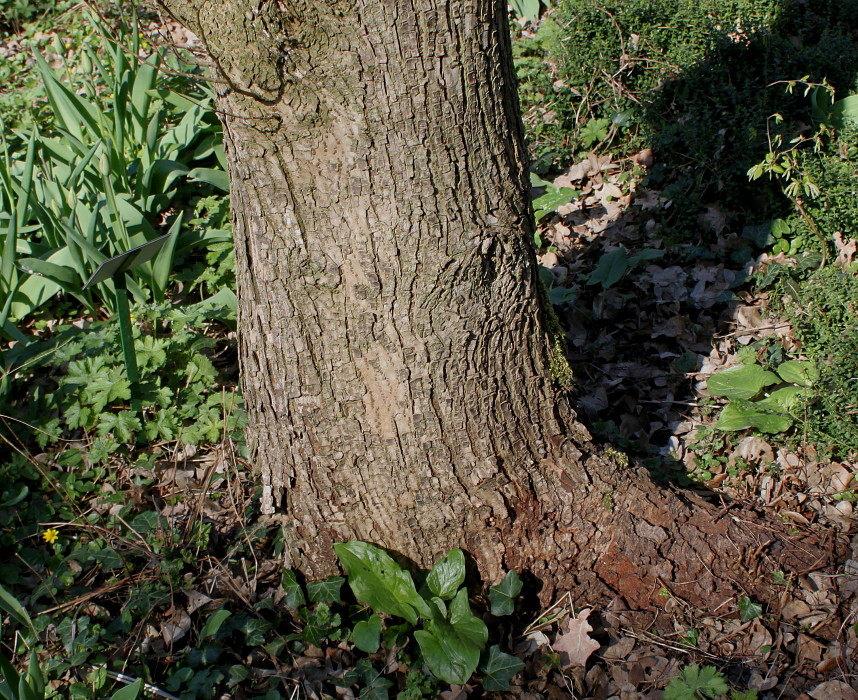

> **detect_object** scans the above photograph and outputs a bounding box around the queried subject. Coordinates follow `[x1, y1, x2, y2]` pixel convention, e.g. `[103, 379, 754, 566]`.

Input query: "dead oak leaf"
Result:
[552, 608, 601, 668]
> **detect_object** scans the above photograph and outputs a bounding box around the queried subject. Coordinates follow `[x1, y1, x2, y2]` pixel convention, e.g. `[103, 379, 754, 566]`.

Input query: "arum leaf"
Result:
[776, 360, 817, 387]
[715, 401, 793, 433]
[334, 541, 430, 623]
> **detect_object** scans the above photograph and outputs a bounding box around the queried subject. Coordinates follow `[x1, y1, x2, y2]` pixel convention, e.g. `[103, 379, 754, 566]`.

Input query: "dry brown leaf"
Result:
[160, 609, 191, 646]
[728, 436, 775, 468]
[747, 619, 773, 657]
[833, 232, 858, 267]
[699, 205, 727, 233]
[602, 636, 635, 660]
[552, 608, 601, 668]
[796, 633, 826, 665]
[632, 148, 654, 168]
[439, 684, 472, 700]
[809, 680, 858, 700]
[185, 589, 214, 614]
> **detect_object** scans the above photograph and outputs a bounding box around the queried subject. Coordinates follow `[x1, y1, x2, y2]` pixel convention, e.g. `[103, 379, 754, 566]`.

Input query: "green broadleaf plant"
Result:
[708, 360, 816, 434]
[530, 172, 580, 226]
[664, 664, 729, 700]
[335, 542, 522, 688]
[0, 7, 230, 332]
[587, 246, 663, 289]
[0, 584, 143, 700]
[488, 570, 523, 616]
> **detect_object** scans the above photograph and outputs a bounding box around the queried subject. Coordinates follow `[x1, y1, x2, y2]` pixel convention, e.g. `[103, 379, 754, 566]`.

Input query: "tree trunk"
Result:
[157, 0, 842, 612]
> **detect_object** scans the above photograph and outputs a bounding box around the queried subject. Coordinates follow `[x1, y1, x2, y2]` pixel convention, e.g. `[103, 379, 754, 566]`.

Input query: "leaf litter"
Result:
[529, 148, 858, 698]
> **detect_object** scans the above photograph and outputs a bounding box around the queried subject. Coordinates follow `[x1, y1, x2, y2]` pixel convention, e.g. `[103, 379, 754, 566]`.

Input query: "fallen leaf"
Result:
[552, 608, 601, 668]
[833, 232, 857, 267]
[728, 436, 775, 468]
[796, 633, 825, 665]
[699, 205, 727, 233]
[809, 680, 858, 700]
[439, 684, 472, 700]
[633, 148, 654, 168]
[161, 609, 192, 646]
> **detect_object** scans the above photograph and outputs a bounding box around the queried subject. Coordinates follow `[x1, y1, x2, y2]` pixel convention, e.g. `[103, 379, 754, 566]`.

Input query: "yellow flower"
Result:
[42, 528, 60, 544]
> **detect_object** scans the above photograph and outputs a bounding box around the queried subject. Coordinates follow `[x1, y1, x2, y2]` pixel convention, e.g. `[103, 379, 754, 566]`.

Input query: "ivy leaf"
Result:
[86, 545, 123, 571]
[738, 596, 762, 621]
[352, 614, 382, 653]
[488, 570, 523, 616]
[358, 676, 393, 700]
[481, 645, 525, 691]
[334, 541, 431, 623]
[664, 664, 729, 700]
[707, 364, 780, 400]
[426, 548, 466, 600]
[308, 576, 344, 604]
[281, 570, 306, 609]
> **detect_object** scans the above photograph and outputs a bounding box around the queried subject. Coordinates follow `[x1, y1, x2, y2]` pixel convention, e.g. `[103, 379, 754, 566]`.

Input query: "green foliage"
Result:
[764, 264, 858, 456]
[0, 584, 144, 700]
[0, 0, 68, 24]
[334, 541, 431, 624]
[488, 570, 523, 616]
[0, 7, 230, 336]
[351, 614, 382, 654]
[737, 596, 763, 621]
[708, 359, 816, 434]
[336, 542, 483, 684]
[481, 645, 526, 691]
[335, 542, 523, 689]
[530, 173, 579, 227]
[522, 0, 858, 241]
[1, 302, 243, 453]
[509, 0, 548, 24]
[587, 247, 662, 290]
[664, 664, 729, 700]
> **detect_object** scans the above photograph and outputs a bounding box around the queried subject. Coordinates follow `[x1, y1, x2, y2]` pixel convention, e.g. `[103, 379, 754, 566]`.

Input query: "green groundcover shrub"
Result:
[521, 0, 858, 235]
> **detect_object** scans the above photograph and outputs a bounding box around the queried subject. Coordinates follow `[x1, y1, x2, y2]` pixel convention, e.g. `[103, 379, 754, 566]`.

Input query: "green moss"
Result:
[603, 446, 629, 468]
[549, 332, 575, 390]
[537, 275, 575, 389]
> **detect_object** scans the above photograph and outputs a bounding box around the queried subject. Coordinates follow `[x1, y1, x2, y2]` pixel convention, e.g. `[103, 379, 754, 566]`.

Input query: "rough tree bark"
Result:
[156, 0, 841, 612]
